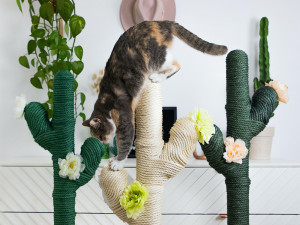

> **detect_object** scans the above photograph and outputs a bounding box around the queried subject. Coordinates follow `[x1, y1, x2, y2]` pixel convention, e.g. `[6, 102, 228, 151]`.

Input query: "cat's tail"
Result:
[172, 22, 228, 56]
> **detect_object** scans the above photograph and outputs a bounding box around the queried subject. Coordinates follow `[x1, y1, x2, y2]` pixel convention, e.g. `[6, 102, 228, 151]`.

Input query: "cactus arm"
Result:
[161, 118, 198, 167]
[100, 166, 129, 222]
[250, 86, 278, 123]
[75, 138, 104, 187]
[24, 102, 55, 151]
[200, 125, 229, 174]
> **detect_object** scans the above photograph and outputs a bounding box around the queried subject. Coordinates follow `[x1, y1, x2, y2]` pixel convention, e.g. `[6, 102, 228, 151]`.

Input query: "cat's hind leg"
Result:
[159, 60, 181, 79]
[149, 50, 181, 83]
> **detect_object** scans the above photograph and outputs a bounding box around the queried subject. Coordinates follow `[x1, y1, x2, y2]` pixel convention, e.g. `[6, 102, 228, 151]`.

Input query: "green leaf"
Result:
[34, 70, 45, 80]
[27, 40, 36, 54]
[51, 49, 58, 56]
[31, 59, 35, 67]
[39, 51, 48, 65]
[69, 15, 85, 37]
[49, 30, 59, 40]
[64, 22, 70, 37]
[47, 79, 54, 90]
[45, 65, 52, 74]
[30, 77, 43, 89]
[79, 112, 86, 122]
[41, 57, 47, 65]
[74, 80, 78, 91]
[19, 56, 30, 69]
[74, 46, 83, 60]
[57, 0, 74, 22]
[39, 2, 54, 24]
[38, 0, 49, 4]
[37, 39, 47, 50]
[31, 29, 45, 38]
[31, 16, 40, 25]
[43, 102, 49, 111]
[80, 92, 86, 105]
[16, 0, 22, 13]
[58, 50, 68, 60]
[71, 61, 84, 75]
[52, 61, 59, 74]
[61, 61, 72, 70]
[48, 91, 53, 99]
[54, 35, 62, 46]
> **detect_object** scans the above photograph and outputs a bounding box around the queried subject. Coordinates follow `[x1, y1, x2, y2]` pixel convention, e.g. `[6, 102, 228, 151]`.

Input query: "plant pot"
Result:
[249, 126, 275, 160]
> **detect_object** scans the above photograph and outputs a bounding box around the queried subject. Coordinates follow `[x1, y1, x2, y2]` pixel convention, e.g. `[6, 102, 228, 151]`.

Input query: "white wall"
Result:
[1, 0, 299, 161]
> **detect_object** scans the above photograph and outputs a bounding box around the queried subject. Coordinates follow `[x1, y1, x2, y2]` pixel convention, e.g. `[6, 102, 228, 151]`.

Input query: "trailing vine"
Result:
[17, 0, 86, 121]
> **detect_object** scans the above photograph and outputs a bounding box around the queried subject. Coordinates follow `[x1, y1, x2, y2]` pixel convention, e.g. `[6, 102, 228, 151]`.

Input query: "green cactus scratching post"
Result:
[24, 70, 104, 225]
[201, 50, 278, 225]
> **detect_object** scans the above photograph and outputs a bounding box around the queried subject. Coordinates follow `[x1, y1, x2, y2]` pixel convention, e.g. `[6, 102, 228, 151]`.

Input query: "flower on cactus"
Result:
[14, 94, 27, 119]
[58, 152, 85, 180]
[265, 80, 289, 103]
[223, 137, 248, 164]
[189, 108, 215, 144]
[120, 180, 149, 219]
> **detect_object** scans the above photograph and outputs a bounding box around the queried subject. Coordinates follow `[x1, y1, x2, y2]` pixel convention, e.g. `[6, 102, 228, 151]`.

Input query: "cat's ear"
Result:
[82, 119, 91, 127]
[83, 118, 101, 128]
[89, 118, 101, 129]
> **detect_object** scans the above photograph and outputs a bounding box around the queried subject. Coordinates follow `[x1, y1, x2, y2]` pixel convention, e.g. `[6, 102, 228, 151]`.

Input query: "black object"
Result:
[162, 107, 177, 142]
[128, 107, 177, 158]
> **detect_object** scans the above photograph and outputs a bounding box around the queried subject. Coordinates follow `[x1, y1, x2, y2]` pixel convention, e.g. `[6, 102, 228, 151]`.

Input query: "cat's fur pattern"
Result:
[83, 21, 228, 170]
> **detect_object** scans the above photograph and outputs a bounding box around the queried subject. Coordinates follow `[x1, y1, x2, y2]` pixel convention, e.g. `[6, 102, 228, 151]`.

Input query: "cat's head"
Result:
[82, 115, 115, 144]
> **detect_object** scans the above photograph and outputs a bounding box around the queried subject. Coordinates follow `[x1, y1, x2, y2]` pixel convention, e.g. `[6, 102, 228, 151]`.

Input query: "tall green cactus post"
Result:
[201, 50, 278, 225]
[254, 17, 270, 91]
[24, 70, 104, 225]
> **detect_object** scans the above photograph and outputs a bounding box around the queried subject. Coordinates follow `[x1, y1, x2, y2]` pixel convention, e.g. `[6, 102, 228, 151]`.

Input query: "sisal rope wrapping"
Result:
[24, 70, 104, 225]
[100, 82, 198, 225]
[201, 50, 278, 225]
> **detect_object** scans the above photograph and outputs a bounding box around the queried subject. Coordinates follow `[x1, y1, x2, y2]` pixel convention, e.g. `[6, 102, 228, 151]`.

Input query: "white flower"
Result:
[265, 80, 289, 103]
[14, 94, 27, 119]
[58, 152, 85, 180]
[223, 137, 248, 164]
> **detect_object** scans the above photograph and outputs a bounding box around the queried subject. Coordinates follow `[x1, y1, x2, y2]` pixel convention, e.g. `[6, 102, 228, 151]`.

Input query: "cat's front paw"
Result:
[109, 157, 125, 171]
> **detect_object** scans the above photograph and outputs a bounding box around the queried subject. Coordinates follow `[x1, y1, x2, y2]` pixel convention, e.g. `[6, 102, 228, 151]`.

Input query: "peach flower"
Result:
[266, 80, 289, 103]
[223, 137, 248, 164]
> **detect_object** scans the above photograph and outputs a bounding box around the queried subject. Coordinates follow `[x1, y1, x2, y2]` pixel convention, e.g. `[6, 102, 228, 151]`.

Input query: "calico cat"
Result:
[83, 21, 228, 171]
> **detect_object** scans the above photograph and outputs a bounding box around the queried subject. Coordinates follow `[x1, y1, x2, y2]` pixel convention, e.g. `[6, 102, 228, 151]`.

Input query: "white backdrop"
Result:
[1, 0, 299, 161]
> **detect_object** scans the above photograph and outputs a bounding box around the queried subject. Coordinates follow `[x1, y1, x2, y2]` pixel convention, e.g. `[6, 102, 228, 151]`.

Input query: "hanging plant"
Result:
[16, 0, 86, 121]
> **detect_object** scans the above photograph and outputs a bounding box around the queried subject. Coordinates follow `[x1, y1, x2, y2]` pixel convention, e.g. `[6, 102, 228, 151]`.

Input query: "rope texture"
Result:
[100, 82, 198, 225]
[201, 50, 278, 225]
[24, 70, 104, 225]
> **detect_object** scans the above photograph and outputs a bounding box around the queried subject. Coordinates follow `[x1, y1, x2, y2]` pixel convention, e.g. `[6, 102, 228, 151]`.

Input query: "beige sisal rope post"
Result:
[100, 82, 198, 225]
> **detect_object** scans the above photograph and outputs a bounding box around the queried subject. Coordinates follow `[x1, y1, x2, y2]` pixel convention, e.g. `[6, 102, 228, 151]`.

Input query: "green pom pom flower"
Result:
[189, 107, 215, 145]
[120, 180, 149, 219]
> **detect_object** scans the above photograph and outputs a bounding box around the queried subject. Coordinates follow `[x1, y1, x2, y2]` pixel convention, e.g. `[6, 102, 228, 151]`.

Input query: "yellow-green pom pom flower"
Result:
[189, 107, 215, 145]
[120, 180, 149, 220]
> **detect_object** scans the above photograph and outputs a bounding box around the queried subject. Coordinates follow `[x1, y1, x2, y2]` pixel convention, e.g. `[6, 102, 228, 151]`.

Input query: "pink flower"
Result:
[223, 137, 248, 164]
[266, 80, 289, 103]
